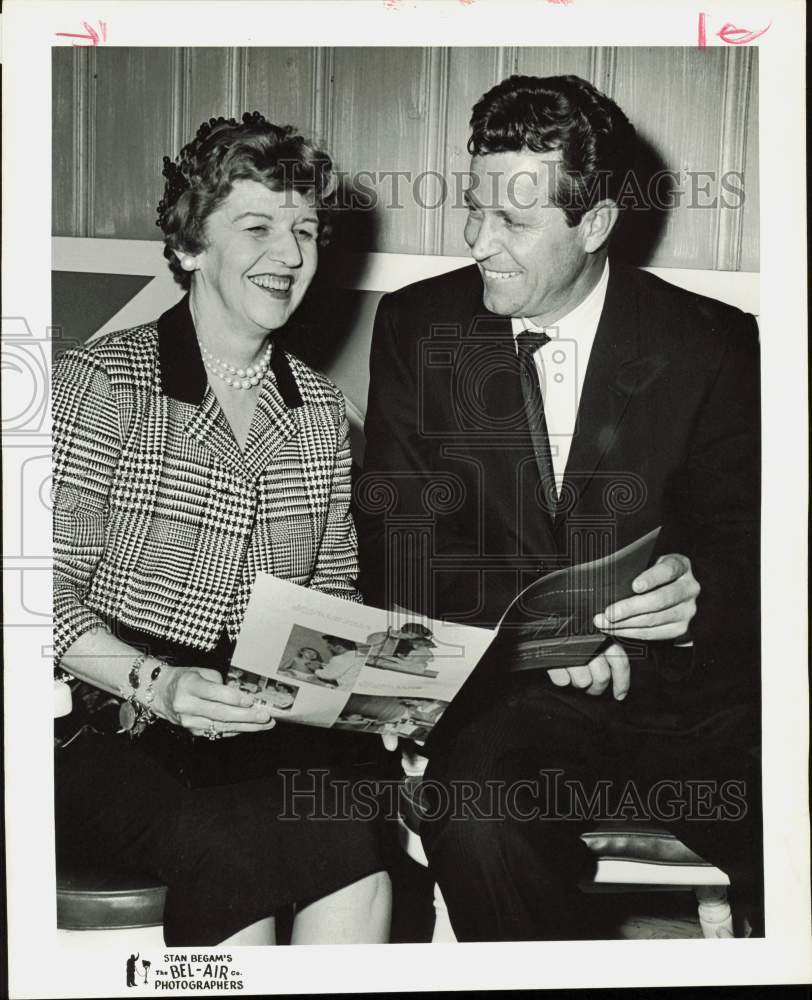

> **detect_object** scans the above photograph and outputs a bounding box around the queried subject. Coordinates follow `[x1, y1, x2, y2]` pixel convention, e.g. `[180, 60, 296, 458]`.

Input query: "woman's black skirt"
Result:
[54, 620, 397, 945]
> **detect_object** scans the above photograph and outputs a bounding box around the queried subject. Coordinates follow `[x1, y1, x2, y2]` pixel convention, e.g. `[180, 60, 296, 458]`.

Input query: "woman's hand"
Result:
[153, 665, 276, 738]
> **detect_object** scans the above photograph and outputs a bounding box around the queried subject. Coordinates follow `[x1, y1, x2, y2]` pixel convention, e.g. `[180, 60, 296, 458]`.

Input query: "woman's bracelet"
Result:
[118, 653, 163, 738]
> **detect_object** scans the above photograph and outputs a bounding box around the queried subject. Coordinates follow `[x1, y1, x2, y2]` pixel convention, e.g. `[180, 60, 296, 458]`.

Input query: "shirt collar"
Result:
[157, 293, 303, 408]
[511, 259, 610, 341]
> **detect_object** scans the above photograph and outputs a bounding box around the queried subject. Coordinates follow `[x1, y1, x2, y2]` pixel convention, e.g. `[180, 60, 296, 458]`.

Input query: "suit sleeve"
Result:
[357, 292, 480, 615]
[356, 292, 417, 608]
[52, 350, 121, 665]
[309, 398, 362, 603]
[666, 312, 761, 705]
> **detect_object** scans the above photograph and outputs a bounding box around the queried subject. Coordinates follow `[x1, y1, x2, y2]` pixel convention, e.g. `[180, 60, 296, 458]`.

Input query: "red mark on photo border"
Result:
[698, 12, 771, 47]
[716, 20, 771, 44]
[698, 11, 707, 46]
[56, 20, 107, 46]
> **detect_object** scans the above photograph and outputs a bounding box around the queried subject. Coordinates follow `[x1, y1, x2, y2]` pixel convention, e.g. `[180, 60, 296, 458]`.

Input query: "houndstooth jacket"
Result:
[52, 295, 360, 665]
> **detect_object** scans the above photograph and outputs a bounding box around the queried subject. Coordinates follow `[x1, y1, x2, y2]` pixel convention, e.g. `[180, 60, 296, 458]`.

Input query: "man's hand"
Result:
[548, 643, 630, 700]
[594, 553, 699, 641]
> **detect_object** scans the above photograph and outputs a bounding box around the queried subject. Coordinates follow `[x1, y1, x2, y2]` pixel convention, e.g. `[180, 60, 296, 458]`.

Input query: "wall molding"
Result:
[591, 47, 617, 95]
[226, 47, 246, 119]
[52, 48, 759, 269]
[52, 238, 760, 315]
[715, 48, 753, 271]
[420, 47, 450, 255]
[84, 49, 97, 237]
[71, 49, 89, 236]
[311, 46, 335, 150]
[169, 48, 187, 161]
[494, 46, 518, 81]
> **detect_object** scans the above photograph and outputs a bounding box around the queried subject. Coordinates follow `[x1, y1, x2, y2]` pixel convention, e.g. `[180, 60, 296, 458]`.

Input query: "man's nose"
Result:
[466, 215, 500, 261]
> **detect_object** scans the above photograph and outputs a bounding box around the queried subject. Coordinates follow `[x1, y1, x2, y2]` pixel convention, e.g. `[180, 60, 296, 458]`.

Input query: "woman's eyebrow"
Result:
[232, 211, 274, 222]
[233, 210, 320, 228]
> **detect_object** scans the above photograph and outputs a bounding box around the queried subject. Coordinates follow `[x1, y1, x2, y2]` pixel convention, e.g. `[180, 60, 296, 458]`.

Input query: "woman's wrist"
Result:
[118, 654, 166, 736]
[148, 661, 183, 725]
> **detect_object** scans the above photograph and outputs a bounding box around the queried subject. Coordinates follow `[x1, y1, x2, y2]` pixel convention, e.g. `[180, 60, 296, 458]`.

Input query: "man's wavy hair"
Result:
[468, 75, 637, 226]
[157, 111, 334, 289]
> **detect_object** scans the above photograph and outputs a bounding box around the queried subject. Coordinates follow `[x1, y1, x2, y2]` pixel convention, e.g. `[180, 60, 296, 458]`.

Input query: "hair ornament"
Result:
[156, 154, 191, 228]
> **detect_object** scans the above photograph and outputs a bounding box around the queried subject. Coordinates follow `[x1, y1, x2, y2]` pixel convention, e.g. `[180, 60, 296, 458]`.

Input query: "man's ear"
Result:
[580, 200, 620, 253]
[172, 248, 199, 272]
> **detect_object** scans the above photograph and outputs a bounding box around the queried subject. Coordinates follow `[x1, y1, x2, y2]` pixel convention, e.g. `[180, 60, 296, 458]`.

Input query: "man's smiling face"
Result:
[464, 149, 597, 327]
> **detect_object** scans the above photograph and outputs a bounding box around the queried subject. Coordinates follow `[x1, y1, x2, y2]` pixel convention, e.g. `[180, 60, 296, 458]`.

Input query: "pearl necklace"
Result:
[199, 341, 272, 390]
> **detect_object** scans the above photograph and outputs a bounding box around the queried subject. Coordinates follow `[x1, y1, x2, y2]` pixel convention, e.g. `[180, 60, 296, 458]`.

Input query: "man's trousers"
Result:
[420, 674, 762, 942]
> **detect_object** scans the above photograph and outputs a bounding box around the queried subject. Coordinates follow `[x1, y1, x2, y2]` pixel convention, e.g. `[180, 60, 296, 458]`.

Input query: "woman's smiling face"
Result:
[191, 178, 319, 335]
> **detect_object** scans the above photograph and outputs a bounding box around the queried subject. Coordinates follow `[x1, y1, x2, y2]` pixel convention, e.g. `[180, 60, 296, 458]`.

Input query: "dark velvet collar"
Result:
[156, 294, 303, 408]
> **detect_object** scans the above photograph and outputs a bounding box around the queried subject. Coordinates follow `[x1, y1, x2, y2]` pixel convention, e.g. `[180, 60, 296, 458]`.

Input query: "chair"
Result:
[54, 680, 168, 947]
[57, 863, 167, 947]
[398, 749, 734, 942]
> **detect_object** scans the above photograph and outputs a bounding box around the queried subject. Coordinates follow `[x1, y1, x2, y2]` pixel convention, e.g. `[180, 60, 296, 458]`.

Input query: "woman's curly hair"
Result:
[156, 111, 334, 289]
[468, 75, 637, 226]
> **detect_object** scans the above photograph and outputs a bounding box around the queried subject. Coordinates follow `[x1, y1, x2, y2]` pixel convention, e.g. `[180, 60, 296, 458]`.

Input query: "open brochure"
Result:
[229, 527, 661, 739]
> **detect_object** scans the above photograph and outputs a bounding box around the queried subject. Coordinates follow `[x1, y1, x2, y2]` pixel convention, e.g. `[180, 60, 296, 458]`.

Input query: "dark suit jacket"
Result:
[356, 261, 760, 729]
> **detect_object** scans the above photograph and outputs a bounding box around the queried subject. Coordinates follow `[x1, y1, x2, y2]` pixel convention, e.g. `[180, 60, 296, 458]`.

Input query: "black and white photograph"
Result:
[226, 666, 300, 711]
[2, 0, 809, 996]
[47, 35, 768, 951]
[275, 625, 365, 689]
[363, 623, 440, 677]
[335, 693, 448, 741]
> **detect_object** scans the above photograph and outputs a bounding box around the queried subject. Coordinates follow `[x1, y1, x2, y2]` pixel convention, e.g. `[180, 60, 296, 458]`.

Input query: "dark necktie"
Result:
[516, 329, 557, 515]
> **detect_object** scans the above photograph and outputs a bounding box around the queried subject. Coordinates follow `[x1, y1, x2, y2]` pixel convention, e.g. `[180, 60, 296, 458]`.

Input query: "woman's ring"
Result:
[205, 724, 223, 741]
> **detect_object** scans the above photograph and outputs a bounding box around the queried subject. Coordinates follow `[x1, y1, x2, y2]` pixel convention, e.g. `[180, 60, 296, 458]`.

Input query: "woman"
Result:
[281, 646, 324, 677]
[255, 681, 298, 712]
[278, 646, 337, 688]
[53, 113, 391, 946]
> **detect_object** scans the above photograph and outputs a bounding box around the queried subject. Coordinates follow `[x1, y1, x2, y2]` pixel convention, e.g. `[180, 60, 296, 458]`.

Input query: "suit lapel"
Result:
[157, 295, 302, 481]
[559, 263, 648, 516]
[182, 387, 248, 479]
[456, 279, 558, 558]
[241, 365, 301, 481]
[157, 294, 249, 478]
[184, 355, 303, 483]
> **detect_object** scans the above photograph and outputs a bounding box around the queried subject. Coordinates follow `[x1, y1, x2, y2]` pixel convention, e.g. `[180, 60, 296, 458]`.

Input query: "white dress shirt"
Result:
[511, 260, 610, 496]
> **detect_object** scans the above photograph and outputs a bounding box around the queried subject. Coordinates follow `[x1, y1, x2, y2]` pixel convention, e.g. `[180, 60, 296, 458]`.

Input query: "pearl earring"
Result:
[181, 256, 197, 272]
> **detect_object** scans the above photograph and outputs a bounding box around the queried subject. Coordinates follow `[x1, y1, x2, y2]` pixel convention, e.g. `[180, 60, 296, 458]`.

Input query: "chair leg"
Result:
[695, 885, 734, 938]
[430, 883, 458, 943]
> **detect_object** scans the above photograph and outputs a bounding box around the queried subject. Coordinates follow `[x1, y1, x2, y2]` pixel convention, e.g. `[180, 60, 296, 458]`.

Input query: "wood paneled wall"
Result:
[52, 46, 759, 270]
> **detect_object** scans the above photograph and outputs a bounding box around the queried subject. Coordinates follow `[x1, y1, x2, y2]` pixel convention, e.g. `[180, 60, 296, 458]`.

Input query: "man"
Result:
[314, 636, 365, 688]
[368, 623, 438, 676]
[357, 75, 760, 940]
[126, 954, 139, 988]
